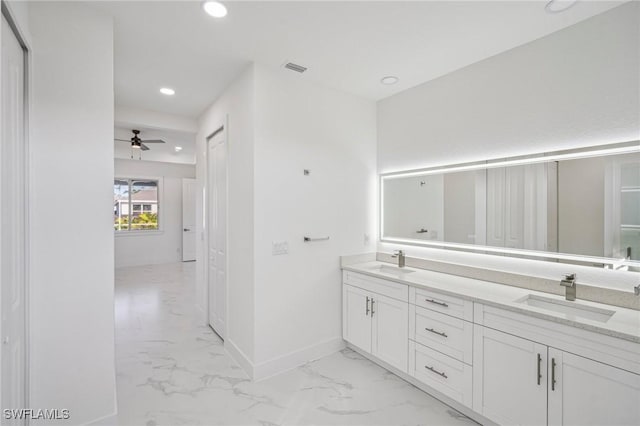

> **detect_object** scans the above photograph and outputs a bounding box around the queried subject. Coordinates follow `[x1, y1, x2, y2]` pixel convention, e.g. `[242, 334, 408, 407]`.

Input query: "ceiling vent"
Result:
[284, 62, 307, 73]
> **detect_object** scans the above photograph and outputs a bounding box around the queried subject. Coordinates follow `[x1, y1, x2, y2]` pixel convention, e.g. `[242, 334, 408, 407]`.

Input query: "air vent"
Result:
[284, 62, 307, 73]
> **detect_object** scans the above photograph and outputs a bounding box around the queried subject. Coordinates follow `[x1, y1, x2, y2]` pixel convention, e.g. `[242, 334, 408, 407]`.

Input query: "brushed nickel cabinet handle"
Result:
[371, 299, 375, 316]
[551, 358, 557, 391]
[537, 353, 542, 385]
[425, 365, 448, 379]
[425, 298, 448, 308]
[366, 296, 370, 316]
[425, 327, 448, 338]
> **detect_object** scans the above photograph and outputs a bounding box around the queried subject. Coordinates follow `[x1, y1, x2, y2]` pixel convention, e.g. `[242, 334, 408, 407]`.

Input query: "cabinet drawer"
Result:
[343, 270, 408, 302]
[411, 286, 473, 321]
[410, 305, 473, 365]
[409, 340, 473, 408]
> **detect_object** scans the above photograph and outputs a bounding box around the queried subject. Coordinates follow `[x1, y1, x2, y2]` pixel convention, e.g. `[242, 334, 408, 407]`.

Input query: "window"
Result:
[114, 179, 159, 232]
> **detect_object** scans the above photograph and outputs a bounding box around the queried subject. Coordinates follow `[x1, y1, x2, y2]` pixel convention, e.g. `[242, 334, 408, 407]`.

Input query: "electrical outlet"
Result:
[272, 241, 288, 255]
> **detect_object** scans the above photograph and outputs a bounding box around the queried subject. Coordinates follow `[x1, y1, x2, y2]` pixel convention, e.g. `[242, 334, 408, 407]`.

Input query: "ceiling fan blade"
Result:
[141, 139, 165, 144]
[115, 138, 132, 142]
[140, 143, 150, 151]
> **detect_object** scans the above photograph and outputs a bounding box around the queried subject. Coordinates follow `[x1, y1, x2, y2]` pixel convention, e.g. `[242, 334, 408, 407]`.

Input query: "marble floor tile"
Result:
[115, 262, 477, 426]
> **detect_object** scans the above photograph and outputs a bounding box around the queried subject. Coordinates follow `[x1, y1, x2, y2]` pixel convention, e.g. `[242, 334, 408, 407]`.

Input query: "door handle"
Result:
[365, 297, 370, 316]
[551, 358, 557, 391]
[537, 353, 542, 385]
[183, 228, 191, 232]
[371, 299, 375, 316]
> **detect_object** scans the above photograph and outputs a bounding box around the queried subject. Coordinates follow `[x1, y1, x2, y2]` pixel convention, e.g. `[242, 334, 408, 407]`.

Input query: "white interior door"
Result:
[182, 178, 196, 262]
[207, 131, 227, 339]
[1, 14, 27, 421]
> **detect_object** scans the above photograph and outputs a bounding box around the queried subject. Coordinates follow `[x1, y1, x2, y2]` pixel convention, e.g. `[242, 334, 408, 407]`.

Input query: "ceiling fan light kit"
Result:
[115, 129, 166, 159]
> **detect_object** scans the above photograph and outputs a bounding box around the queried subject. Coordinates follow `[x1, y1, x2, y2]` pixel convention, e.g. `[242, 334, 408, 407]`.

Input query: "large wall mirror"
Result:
[381, 141, 640, 271]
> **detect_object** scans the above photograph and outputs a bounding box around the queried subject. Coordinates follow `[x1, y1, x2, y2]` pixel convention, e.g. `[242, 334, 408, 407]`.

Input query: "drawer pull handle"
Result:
[425, 298, 448, 308]
[425, 365, 448, 379]
[551, 358, 557, 391]
[366, 296, 370, 316]
[425, 327, 448, 338]
[371, 299, 375, 316]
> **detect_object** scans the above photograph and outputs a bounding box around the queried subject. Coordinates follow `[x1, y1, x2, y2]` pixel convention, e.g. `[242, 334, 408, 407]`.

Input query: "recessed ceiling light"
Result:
[545, 0, 578, 13]
[160, 87, 175, 96]
[174, 146, 183, 152]
[203, 1, 228, 18]
[381, 76, 399, 85]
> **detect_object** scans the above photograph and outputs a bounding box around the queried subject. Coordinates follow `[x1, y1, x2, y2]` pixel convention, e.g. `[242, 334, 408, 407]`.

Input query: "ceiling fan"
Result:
[115, 129, 165, 151]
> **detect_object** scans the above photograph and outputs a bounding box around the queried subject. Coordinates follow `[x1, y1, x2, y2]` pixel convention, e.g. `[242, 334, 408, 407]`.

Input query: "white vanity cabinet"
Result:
[342, 271, 409, 372]
[474, 303, 640, 426]
[342, 265, 640, 426]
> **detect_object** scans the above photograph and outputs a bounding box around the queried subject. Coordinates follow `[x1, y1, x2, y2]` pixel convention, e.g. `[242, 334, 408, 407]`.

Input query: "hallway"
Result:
[114, 263, 475, 426]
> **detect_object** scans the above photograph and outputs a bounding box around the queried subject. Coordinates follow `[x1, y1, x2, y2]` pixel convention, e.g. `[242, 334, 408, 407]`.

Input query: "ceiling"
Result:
[92, 1, 626, 118]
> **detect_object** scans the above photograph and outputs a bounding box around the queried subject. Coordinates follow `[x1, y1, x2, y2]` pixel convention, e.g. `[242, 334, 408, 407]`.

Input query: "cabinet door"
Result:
[343, 285, 372, 353]
[473, 325, 547, 426]
[371, 293, 408, 373]
[548, 348, 640, 426]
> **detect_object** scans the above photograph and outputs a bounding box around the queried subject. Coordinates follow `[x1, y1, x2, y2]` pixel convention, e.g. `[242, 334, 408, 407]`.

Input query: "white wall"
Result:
[196, 65, 256, 366]
[114, 159, 195, 268]
[252, 65, 377, 376]
[377, 2, 640, 292]
[196, 64, 377, 379]
[28, 2, 117, 424]
[379, 2, 639, 174]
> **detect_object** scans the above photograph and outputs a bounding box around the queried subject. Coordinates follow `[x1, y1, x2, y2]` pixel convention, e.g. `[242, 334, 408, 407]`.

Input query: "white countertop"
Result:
[343, 261, 640, 344]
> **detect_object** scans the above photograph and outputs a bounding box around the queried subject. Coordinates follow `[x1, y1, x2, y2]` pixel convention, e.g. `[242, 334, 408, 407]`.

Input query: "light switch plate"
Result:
[272, 241, 288, 255]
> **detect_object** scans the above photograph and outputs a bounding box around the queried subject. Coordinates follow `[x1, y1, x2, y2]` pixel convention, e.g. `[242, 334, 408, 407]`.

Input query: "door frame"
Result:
[205, 122, 228, 339]
[0, 1, 31, 416]
[181, 177, 197, 262]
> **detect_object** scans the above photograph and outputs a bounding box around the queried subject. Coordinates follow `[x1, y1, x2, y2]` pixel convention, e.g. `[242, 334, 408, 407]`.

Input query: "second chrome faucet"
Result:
[560, 273, 577, 301]
[392, 250, 406, 268]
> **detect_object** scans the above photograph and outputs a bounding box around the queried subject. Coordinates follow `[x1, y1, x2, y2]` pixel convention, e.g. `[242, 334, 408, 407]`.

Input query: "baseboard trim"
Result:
[253, 337, 345, 382]
[224, 338, 254, 379]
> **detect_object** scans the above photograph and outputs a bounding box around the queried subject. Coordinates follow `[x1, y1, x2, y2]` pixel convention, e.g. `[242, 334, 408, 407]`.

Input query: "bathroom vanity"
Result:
[341, 258, 640, 426]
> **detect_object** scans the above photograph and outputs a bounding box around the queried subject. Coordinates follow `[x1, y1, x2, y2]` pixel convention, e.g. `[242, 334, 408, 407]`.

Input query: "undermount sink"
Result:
[367, 264, 416, 276]
[516, 294, 615, 323]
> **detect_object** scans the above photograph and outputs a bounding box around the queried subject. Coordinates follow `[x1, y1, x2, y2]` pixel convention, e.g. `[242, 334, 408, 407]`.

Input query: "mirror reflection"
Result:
[382, 151, 640, 266]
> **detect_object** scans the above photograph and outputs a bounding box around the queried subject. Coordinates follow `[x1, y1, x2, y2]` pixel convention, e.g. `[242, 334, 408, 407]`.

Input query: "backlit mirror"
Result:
[381, 142, 640, 270]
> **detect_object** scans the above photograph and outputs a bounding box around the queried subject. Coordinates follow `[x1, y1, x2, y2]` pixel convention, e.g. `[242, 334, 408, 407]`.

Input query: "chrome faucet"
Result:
[392, 250, 405, 268]
[560, 273, 577, 301]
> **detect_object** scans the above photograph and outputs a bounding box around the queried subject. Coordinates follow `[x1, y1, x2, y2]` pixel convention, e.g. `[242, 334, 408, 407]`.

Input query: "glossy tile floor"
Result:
[115, 262, 477, 426]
